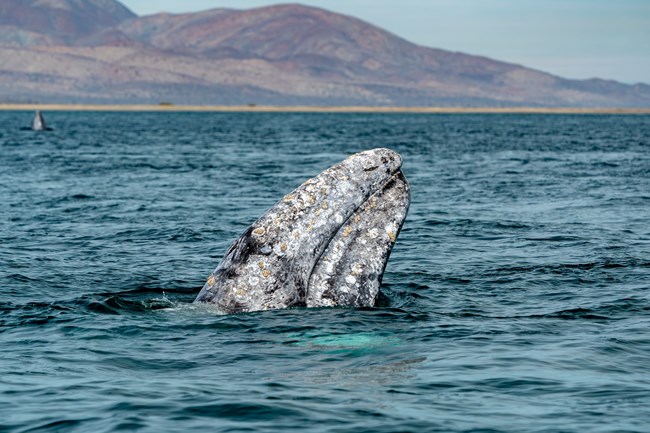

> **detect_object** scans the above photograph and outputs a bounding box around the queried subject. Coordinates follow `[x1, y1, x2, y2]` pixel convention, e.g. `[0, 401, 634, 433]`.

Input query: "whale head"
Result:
[194, 148, 410, 313]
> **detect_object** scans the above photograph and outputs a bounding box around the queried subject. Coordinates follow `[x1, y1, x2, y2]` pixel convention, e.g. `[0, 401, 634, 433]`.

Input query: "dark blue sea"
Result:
[1, 111, 649, 433]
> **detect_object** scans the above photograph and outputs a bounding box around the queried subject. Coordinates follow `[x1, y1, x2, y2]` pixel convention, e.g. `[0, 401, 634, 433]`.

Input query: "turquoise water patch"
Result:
[287, 331, 400, 351]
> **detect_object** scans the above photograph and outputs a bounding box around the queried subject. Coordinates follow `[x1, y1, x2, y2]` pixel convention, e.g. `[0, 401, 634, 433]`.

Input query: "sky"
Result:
[121, 0, 650, 84]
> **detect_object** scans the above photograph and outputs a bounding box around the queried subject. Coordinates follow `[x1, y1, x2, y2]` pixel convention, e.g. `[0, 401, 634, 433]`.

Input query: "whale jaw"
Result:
[306, 170, 409, 308]
[194, 148, 410, 313]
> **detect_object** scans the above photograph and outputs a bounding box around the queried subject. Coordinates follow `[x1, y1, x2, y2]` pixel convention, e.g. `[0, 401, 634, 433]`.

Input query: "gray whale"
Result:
[32, 110, 47, 131]
[194, 148, 410, 313]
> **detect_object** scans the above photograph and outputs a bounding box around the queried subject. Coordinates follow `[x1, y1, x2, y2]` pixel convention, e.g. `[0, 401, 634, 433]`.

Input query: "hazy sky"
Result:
[121, 1, 650, 84]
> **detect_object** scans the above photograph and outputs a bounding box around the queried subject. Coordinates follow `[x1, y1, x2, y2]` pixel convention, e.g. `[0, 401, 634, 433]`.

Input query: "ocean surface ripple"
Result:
[1, 112, 649, 432]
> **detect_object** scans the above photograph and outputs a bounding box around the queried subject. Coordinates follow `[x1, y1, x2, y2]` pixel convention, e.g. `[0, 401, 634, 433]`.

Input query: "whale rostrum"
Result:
[194, 148, 410, 313]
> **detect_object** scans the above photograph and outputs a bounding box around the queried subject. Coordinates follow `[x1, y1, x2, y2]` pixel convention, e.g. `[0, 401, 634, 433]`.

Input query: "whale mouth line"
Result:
[311, 169, 402, 258]
[303, 173, 396, 285]
[269, 170, 402, 307]
[302, 169, 409, 308]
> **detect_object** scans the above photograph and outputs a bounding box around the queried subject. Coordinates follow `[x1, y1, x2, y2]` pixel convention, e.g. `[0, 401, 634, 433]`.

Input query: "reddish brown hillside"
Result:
[0, 0, 135, 44]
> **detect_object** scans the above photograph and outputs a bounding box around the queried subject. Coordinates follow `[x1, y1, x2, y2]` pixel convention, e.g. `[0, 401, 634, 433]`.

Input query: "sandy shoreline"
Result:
[1, 104, 649, 114]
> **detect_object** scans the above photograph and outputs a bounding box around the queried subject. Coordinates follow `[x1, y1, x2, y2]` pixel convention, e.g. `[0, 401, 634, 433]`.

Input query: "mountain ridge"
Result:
[0, 0, 136, 45]
[0, 0, 648, 106]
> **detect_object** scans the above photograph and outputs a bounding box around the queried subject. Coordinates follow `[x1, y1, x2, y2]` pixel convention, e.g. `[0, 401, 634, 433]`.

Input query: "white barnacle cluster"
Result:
[276, 173, 337, 236]
[273, 242, 289, 256]
[385, 223, 397, 243]
[367, 227, 380, 239]
[326, 237, 347, 272]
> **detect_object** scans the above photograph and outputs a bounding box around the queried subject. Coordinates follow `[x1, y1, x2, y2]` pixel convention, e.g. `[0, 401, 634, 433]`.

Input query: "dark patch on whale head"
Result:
[321, 288, 336, 303]
[292, 283, 308, 308]
[381, 170, 408, 194]
[216, 226, 261, 281]
[229, 227, 258, 261]
[381, 176, 397, 192]
[222, 298, 248, 314]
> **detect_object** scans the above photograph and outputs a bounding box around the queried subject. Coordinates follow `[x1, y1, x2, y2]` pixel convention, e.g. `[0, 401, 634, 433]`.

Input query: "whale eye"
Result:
[259, 245, 273, 255]
[364, 165, 379, 172]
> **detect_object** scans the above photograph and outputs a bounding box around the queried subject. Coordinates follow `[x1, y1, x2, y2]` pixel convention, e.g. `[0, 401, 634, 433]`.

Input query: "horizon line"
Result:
[2, 104, 649, 114]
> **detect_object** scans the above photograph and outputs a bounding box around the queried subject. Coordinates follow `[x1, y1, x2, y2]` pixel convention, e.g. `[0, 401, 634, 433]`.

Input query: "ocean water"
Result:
[1, 111, 649, 433]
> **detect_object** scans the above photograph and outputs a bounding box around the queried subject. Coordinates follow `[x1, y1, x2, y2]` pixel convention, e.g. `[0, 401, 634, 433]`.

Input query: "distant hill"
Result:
[0, 0, 136, 45]
[1, 1, 648, 106]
